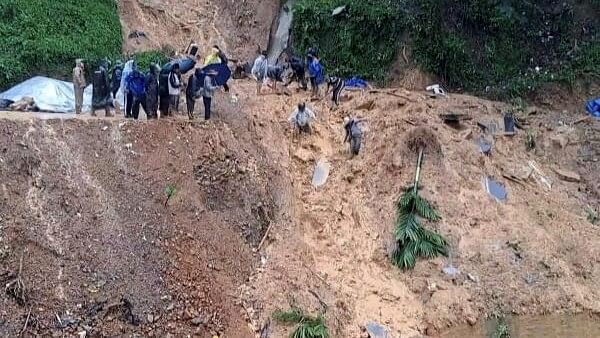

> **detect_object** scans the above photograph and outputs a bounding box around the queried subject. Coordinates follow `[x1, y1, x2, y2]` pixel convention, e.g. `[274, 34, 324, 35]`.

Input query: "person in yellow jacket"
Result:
[203, 46, 222, 66]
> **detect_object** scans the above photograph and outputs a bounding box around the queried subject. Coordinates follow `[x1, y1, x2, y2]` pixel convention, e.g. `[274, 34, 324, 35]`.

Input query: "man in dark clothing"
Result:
[326, 76, 346, 107]
[159, 71, 170, 117]
[284, 55, 307, 90]
[202, 70, 218, 120]
[92, 59, 112, 117]
[186, 68, 203, 120]
[126, 63, 147, 120]
[168, 63, 182, 115]
[145, 63, 160, 119]
[266, 65, 284, 92]
[213, 45, 230, 92]
[111, 60, 123, 99]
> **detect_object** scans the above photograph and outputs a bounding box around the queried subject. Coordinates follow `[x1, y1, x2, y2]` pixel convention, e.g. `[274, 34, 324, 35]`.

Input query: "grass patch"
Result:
[0, 0, 122, 90]
[273, 308, 329, 338]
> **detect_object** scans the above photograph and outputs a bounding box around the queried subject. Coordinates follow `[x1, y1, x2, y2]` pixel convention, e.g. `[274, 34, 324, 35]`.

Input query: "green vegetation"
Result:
[292, 0, 599, 98]
[491, 317, 511, 338]
[133, 48, 172, 72]
[392, 149, 447, 270]
[586, 207, 598, 225]
[392, 187, 448, 269]
[293, 0, 404, 81]
[273, 308, 329, 338]
[0, 0, 122, 90]
[164, 184, 177, 207]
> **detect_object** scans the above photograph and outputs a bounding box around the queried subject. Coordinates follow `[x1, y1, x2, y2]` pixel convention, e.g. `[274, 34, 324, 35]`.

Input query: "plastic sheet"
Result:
[0, 76, 92, 113]
[311, 158, 330, 188]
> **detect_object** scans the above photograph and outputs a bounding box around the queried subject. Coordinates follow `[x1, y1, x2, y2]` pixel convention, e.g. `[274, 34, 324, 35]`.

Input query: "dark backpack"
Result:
[218, 51, 228, 64]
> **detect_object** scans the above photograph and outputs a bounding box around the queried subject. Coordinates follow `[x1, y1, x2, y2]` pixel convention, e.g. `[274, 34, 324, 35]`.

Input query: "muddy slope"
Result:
[0, 111, 284, 336]
[118, 0, 278, 61]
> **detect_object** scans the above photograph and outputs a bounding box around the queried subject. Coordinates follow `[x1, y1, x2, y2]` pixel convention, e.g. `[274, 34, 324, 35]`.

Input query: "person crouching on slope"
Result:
[288, 102, 316, 135]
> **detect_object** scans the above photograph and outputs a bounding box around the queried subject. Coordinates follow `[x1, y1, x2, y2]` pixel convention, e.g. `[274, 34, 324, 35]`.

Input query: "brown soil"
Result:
[118, 0, 278, 62]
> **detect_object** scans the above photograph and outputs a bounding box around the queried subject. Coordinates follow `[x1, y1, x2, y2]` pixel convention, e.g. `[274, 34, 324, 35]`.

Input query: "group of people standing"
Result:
[72, 44, 228, 120]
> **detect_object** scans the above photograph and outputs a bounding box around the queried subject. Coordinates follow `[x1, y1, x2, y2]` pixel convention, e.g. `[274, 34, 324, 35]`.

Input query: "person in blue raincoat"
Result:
[125, 62, 147, 120]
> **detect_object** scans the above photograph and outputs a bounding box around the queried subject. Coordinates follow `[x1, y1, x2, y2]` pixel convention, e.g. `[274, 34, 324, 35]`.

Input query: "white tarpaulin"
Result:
[0, 76, 93, 113]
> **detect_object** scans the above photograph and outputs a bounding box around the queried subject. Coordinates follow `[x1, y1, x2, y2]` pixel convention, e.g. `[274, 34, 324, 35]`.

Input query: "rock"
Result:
[365, 322, 390, 338]
[466, 316, 477, 326]
[191, 316, 205, 326]
[550, 134, 568, 148]
[166, 303, 175, 311]
[147, 314, 154, 323]
[293, 148, 313, 163]
[467, 273, 479, 283]
[77, 331, 87, 338]
[553, 168, 580, 182]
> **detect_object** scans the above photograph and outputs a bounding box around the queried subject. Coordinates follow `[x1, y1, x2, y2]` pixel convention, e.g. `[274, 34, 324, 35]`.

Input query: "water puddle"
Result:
[441, 314, 600, 338]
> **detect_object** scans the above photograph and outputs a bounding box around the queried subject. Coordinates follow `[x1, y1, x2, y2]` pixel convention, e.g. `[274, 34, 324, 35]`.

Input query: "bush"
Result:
[133, 49, 171, 72]
[292, 0, 405, 81]
[0, 0, 122, 90]
[292, 0, 599, 98]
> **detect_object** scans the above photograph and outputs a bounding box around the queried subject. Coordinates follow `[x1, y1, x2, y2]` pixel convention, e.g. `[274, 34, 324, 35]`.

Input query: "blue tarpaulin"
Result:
[345, 77, 368, 89]
[586, 98, 600, 118]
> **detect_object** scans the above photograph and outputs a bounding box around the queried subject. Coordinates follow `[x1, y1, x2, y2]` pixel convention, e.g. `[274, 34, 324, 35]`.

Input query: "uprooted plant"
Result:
[273, 307, 329, 338]
[392, 147, 448, 270]
[5, 250, 27, 305]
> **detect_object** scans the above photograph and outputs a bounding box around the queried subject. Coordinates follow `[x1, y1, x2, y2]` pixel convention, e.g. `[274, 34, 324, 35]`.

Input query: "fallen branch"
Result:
[20, 307, 31, 336]
[308, 289, 328, 310]
[258, 222, 275, 250]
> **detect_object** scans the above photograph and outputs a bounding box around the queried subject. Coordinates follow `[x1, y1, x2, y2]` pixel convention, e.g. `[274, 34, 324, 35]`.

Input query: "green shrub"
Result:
[133, 49, 171, 72]
[292, 0, 405, 81]
[0, 0, 122, 90]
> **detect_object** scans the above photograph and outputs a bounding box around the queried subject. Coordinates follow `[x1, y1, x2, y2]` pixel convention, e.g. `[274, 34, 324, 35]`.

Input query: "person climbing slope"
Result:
[211, 45, 230, 92]
[145, 63, 160, 119]
[168, 63, 182, 115]
[288, 102, 316, 135]
[326, 76, 346, 107]
[284, 55, 307, 90]
[307, 53, 324, 97]
[72, 59, 86, 114]
[343, 116, 363, 157]
[251, 50, 268, 95]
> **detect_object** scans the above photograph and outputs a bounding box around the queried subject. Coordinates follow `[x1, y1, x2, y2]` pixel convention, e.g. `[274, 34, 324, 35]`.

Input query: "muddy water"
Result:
[441, 314, 600, 338]
[267, 0, 293, 63]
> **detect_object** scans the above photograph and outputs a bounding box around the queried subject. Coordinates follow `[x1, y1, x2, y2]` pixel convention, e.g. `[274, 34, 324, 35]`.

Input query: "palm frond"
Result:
[392, 188, 448, 269]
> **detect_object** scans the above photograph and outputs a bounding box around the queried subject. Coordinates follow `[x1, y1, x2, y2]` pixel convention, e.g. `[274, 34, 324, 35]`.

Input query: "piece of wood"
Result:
[553, 168, 581, 182]
[573, 116, 591, 125]
[257, 222, 274, 250]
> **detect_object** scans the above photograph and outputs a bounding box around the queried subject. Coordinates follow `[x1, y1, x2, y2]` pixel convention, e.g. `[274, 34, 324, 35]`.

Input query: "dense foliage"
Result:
[293, 0, 405, 81]
[292, 0, 599, 98]
[0, 0, 122, 90]
[133, 49, 171, 72]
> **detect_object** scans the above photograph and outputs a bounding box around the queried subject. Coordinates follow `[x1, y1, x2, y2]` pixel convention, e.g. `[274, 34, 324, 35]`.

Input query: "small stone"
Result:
[466, 316, 477, 326]
[77, 331, 87, 338]
[191, 316, 205, 326]
[147, 314, 154, 323]
[550, 135, 568, 149]
[467, 273, 479, 283]
[166, 303, 175, 311]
